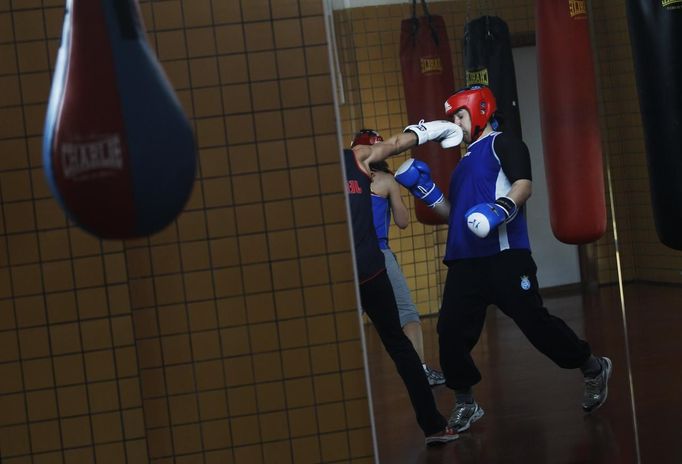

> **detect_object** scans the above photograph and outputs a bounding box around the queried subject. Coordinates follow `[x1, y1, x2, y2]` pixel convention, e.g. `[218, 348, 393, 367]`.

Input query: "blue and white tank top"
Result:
[444, 132, 530, 261]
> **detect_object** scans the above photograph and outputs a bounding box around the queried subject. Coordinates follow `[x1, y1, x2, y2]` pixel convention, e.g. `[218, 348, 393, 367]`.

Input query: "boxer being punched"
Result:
[351, 130, 446, 387]
[344, 120, 461, 445]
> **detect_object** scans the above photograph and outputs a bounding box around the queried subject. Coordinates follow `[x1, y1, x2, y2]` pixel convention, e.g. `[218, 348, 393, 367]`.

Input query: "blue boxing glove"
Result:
[394, 158, 444, 208]
[465, 197, 517, 238]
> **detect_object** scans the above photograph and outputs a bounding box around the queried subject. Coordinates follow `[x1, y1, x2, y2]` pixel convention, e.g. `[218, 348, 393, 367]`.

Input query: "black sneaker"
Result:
[425, 426, 459, 446]
[583, 356, 612, 413]
[448, 401, 484, 432]
[424, 365, 446, 387]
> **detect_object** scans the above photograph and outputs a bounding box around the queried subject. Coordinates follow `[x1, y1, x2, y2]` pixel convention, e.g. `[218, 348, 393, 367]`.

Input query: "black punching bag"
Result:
[626, 0, 682, 250]
[463, 15, 522, 138]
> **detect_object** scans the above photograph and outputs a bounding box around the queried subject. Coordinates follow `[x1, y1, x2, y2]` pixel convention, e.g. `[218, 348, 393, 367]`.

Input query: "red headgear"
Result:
[444, 85, 497, 142]
[351, 129, 384, 147]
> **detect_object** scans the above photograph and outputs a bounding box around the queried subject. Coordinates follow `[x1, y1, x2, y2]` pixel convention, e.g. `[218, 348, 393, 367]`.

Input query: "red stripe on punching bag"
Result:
[400, 15, 457, 225]
[49, 0, 136, 237]
[536, 0, 606, 244]
[43, 0, 196, 239]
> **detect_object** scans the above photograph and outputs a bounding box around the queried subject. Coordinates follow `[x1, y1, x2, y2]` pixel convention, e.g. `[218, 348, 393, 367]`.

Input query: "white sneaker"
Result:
[448, 401, 484, 432]
[423, 365, 446, 387]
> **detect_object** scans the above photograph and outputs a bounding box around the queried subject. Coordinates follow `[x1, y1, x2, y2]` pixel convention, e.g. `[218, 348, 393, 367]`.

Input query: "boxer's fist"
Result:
[404, 120, 463, 148]
[465, 197, 517, 238]
[438, 124, 464, 148]
[395, 158, 444, 208]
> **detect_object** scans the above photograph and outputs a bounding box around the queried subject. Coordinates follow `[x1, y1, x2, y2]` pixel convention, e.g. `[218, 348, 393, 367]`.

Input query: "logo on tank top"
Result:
[60, 135, 124, 180]
[568, 0, 586, 17]
[662, 0, 682, 8]
[347, 179, 363, 194]
[520, 275, 531, 291]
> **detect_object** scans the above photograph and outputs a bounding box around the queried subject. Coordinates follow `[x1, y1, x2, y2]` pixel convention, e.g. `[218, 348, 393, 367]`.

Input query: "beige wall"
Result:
[0, 1, 373, 463]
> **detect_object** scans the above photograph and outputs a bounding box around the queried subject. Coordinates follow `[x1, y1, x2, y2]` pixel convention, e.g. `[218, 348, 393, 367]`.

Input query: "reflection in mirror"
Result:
[327, 1, 645, 462]
[599, 1, 682, 461]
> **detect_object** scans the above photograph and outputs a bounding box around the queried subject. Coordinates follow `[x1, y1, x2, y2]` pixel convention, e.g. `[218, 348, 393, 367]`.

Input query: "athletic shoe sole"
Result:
[425, 430, 459, 446]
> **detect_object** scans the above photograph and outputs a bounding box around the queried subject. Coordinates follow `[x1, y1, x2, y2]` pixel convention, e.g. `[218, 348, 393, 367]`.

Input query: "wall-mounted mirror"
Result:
[601, 3, 682, 459]
[322, 0, 667, 462]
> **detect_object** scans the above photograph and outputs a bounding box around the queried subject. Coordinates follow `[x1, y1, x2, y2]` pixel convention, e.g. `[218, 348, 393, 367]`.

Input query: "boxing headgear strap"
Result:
[351, 129, 384, 147]
[444, 85, 497, 142]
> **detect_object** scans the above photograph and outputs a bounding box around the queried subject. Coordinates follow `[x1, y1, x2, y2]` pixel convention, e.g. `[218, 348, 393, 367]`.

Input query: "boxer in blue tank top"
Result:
[368, 159, 446, 386]
[344, 125, 462, 445]
[394, 85, 612, 433]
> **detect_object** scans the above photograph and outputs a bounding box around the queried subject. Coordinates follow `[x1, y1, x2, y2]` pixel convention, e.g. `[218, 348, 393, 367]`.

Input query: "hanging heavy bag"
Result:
[626, 0, 682, 250]
[463, 15, 522, 139]
[536, 0, 606, 244]
[43, 0, 196, 239]
[400, 0, 458, 225]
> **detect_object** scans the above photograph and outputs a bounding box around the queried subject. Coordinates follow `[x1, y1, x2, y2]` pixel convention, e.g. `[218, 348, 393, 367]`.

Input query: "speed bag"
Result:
[626, 0, 682, 250]
[536, 1, 606, 244]
[43, 0, 196, 239]
[400, 15, 458, 225]
[463, 15, 522, 139]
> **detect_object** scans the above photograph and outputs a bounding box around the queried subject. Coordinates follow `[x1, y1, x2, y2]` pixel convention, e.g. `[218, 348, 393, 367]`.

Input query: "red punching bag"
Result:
[43, 0, 196, 239]
[400, 1, 458, 225]
[536, 1, 606, 244]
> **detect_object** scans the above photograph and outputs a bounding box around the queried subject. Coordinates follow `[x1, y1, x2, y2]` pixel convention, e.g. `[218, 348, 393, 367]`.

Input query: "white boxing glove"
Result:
[404, 119, 463, 148]
[439, 124, 464, 148]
